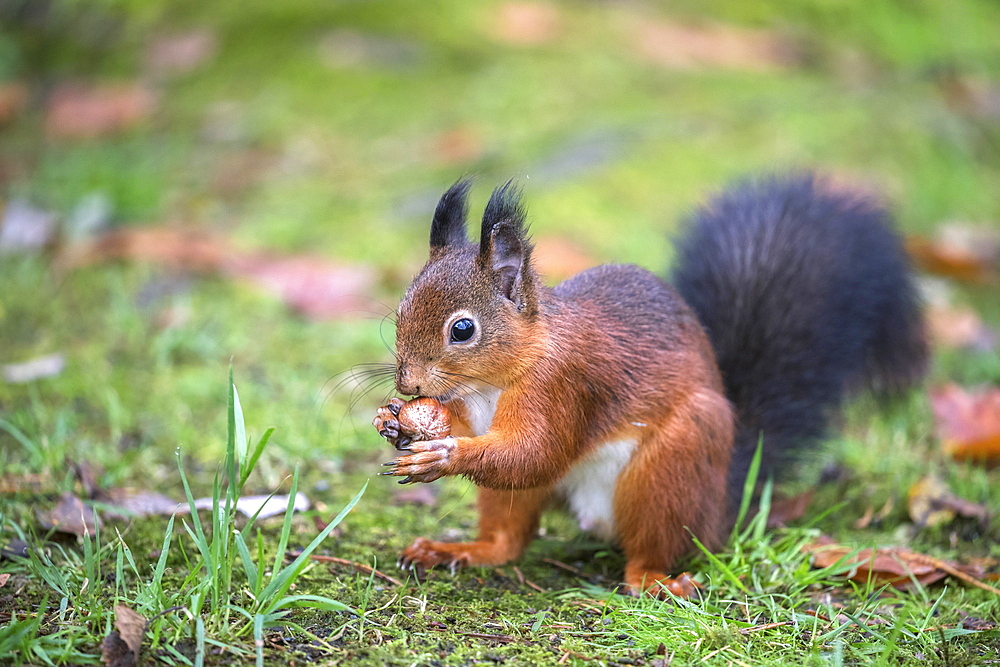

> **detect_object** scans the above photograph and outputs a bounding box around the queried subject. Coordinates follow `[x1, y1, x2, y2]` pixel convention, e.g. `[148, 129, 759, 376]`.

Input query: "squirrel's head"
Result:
[393, 179, 542, 399]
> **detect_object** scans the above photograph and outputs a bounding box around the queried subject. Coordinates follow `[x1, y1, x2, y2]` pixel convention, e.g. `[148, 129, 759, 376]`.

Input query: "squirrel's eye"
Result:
[449, 318, 476, 343]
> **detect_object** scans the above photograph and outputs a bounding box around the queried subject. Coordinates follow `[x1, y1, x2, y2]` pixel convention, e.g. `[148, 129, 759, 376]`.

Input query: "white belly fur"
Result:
[556, 438, 637, 541]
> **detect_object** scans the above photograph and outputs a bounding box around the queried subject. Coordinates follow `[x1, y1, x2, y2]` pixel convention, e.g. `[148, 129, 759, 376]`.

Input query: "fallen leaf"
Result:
[926, 303, 996, 351]
[434, 126, 485, 166]
[237, 256, 377, 320]
[392, 484, 438, 507]
[146, 29, 217, 77]
[101, 605, 146, 667]
[633, 19, 800, 71]
[97, 488, 183, 519]
[0, 199, 58, 255]
[192, 492, 310, 519]
[45, 83, 157, 140]
[0, 82, 28, 125]
[907, 229, 999, 283]
[492, 2, 563, 45]
[0, 573, 9, 587]
[766, 490, 813, 528]
[37, 493, 99, 536]
[908, 475, 989, 529]
[58, 228, 378, 320]
[930, 384, 1000, 464]
[1, 354, 66, 384]
[936, 72, 1000, 120]
[532, 237, 597, 282]
[806, 536, 1000, 593]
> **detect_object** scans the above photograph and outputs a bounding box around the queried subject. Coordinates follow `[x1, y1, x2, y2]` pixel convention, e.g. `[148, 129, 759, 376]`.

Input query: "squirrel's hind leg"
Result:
[399, 485, 550, 573]
[613, 389, 733, 598]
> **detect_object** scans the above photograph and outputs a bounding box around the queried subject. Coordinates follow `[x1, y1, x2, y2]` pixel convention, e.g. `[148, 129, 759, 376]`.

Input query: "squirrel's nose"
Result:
[395, 367, 420, 396]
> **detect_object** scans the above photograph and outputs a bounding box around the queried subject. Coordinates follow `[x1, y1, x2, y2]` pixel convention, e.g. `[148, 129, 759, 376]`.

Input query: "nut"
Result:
[397, 397, 452, 441]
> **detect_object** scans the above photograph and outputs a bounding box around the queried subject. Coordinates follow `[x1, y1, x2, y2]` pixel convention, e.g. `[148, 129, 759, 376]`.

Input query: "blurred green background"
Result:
[1, 0, 999, 495]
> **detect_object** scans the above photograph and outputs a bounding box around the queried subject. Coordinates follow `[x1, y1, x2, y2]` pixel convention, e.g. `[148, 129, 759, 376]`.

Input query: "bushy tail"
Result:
[671, 174, 928, 507]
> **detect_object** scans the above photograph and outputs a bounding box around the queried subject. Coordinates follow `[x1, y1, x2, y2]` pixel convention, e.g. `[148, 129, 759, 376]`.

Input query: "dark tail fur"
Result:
[670, 174, 928, 508]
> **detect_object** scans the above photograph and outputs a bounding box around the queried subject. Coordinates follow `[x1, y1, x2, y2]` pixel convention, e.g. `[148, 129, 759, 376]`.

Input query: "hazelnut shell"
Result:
[397, 397, 452, 441]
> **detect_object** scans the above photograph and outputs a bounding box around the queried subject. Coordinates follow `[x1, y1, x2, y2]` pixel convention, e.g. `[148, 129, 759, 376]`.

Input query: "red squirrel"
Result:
[373, 176, 927, 597]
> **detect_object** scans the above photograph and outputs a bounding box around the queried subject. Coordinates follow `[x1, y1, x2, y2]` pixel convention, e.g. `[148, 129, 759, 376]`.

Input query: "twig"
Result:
[738, 621, 792, 634]
[511, 566, 546, 593]
[914, 554, 1000, 597]
[287, 551, 403, 587]
[459, 632, 514, 643]
[542, 557, 584, 576]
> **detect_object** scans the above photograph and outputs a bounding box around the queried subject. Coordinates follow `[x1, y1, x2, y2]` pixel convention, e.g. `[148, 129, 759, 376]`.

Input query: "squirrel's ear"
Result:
[430, 179, 472, 249]
[481, 181, 533, 306]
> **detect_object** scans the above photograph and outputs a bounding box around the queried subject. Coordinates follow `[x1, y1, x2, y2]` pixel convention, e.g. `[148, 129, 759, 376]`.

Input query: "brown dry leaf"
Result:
[434, 126, 485, 166]
[0, 572, 9, 588]
[0, 82, 28, 125]
[930, 384, 1000, 464]
[807, 536, 1000, 594]
[906, 230, 999, 283]
[237, 256, 377, 320]
[101, 605, 146, 667]
[392, 484, 438, 507]
[58, 228, 377, 320]
[38, 493, 99, 536]
[533, 237, 597, 282]
[936, 72, 1000, 120]
[97, 488, 182, 519]
[766, 490, 813, 529]
[926, 303, 996, 350]
[908, 475, 989, 529]
[634, 19, 800, 71]
[45, 83, 157, 140]
[146, 29, 218, 77]
[806, 537, 948, 589]
[492, 2, 563, 45]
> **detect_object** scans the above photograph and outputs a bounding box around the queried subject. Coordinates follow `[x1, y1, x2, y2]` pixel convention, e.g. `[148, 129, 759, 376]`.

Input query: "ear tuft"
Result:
[480, 181, 533, 305]
[430, 179, 473, 248]
[479, 180, 526, 256]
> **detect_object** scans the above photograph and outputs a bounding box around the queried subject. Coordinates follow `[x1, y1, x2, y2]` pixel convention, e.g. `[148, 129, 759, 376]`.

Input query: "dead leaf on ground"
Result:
[146, 29, 218, 77]
[766, 490, 813, 528]
[935, 72, 1000, 120]
[101, 605, 146, 667]
[532, 237, 597, 282]
[392, 484, 438, 507]
[0, 82, 28, 125]
[97, 488, 183, 519]
[58, 228, 378, 320]
[45, 83, 157, 140]
[2, 354, 66, 384]
[191, 492, 310, 519]
[907, 227, 999, 283]
[930, 384, 1000, 464]
[433, 125, 485, 166]
[38, 493, 99, 536]
[633, 19, 801, 71]
[806, 535, 997, 593]
[926, 303, 996, 351]
[491, 2, 563, 46]
[0, 573, 9, 587]
[908, 475, 989, 529]
[0, 199, 58, 255]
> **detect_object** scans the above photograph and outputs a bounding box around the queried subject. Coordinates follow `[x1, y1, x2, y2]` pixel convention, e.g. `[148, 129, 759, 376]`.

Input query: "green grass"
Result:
[2, 0, 1000, 664]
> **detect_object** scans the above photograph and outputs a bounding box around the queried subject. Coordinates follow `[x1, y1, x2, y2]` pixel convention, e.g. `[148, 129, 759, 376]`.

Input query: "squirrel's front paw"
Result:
[373, 398, 409, 449]
[380, 438, 456, 484]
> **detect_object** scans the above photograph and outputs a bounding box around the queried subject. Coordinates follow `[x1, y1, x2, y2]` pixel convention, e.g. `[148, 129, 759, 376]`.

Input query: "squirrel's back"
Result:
[670, 174, 928, 505]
